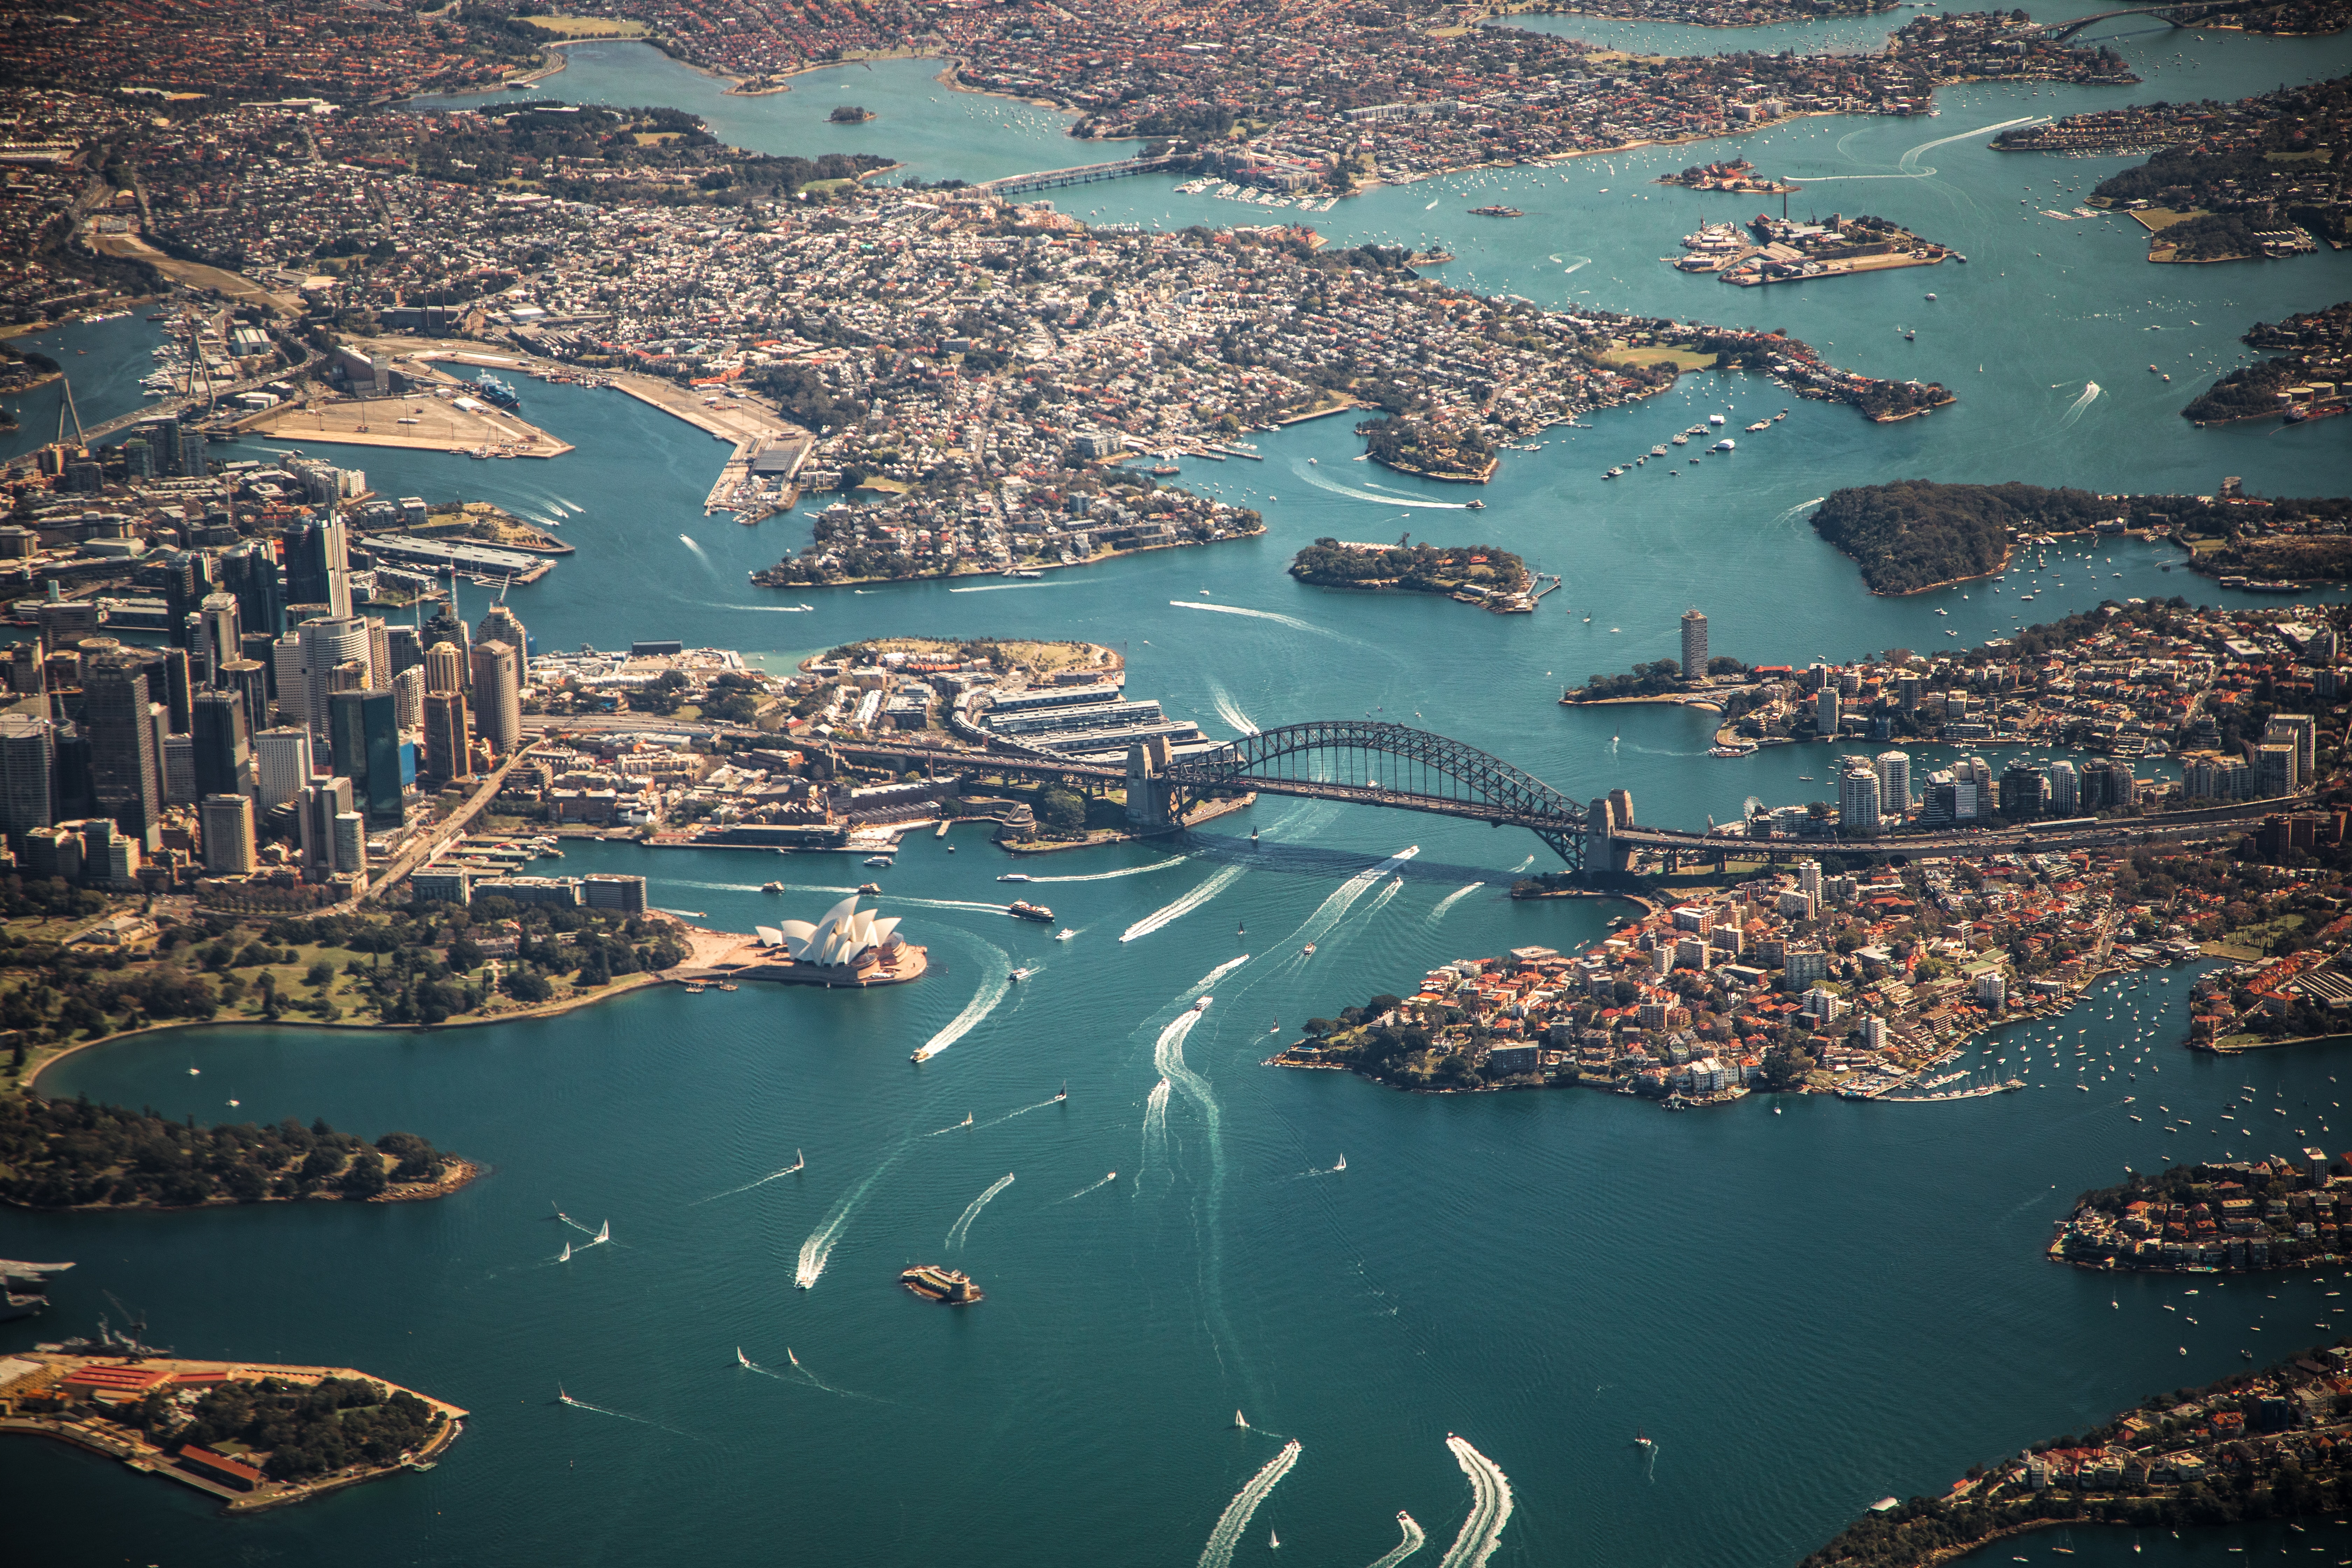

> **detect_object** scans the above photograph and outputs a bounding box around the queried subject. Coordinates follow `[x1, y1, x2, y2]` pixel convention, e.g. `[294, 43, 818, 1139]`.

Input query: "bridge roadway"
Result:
[979, 153, 1187, 196]
[2041, 3, 2232, 38]
[1614, 793, 2306, 863]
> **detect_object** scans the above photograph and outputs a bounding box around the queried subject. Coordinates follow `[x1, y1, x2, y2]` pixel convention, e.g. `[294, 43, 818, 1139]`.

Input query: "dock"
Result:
[234, 392, 572, 459]
[0, 1351, 468, 1514]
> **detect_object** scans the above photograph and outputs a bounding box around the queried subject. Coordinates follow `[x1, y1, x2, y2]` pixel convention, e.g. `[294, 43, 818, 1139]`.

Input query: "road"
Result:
[364, 751, 525, 901]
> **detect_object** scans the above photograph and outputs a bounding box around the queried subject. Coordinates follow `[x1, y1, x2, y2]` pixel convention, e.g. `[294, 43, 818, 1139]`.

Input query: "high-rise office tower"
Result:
[285, 517, 353, 618]
[296, 616, 372, 744]
[159, 550, 205, 650]
[1814, 685, 1840, 737]
[1999, 760, 2049, 820]
[84, 652, 162, 847]
[478, 603, 529, 683]
[272, 632, 307, 730]
[190, 690, 251, 800]
[469, 639, 521, 756]
[421, 600, 470, 656]
[199, 592, 241, 681]
[220, 542, 285, 640]
[385, 624, 423, 684]
[1873, 750, 1911, 818]
[0, 712, 55, 834]
[219, 657, 270, 741]
[421, 690, 470, 786]
[366, 617, 392, 694]
[162, 733, 196, 805]
[159, 646, 192, 735]
[199, 793, 257, 875]
[300, 775, 354, 873]
[393, 665, 424, 730]
[332, 812, 368, 881]
[252, 727, 314, 812]
[329, 688, 403, 829]
[1679, 607, 1707, 680]
[424, 642, 467, 695]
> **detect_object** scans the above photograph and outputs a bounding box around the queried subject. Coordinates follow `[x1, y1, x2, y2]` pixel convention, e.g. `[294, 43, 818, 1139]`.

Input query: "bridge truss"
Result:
[1161, 720, 1588, 869]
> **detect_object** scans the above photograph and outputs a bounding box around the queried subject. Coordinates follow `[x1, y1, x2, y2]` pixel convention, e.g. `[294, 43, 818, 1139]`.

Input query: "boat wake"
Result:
[1139, 1077, 1172, 1185]
[692, 1154, 804, 1204]
[1509, 854, 1535, 874]
[1197, 1439, 1304, 1568]
[2056, 379, 2102, 429]
[946, 581, 1068, 592]
[1207, 679, 1261, 736]
[1427, 883, 1483, 923]
[1437, 1436, 1515, 1568]
[946, 1173, 1015, 1249]
[795, 1160, 893, 1289]
[678, 533, 712, 564]
[1773, 496, 1828, 531]
[974, 1094, 1063, 1130]
[880, 895, 1023, 916]
[1027, 855, 1187, 884]
[1168, 600, 1363, 645]
[738, 1346, 883, 1402]
[555, 1386, 698, 1440]
[1801, 115, 2044, 182]
[913, 939, 1013, 1060]
[1122, 864, 1247, 943]
[1286, 460, 1470, 511]
[1187, 953, 1251, 1001]
[1283, 847, 1420, 954]
[1056, 1171, 1119, 1203]
[1367, 1511, 1429, 1568]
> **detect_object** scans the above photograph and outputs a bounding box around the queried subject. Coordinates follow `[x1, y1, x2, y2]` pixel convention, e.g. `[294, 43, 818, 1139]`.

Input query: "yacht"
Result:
[863, 854, 895, 868]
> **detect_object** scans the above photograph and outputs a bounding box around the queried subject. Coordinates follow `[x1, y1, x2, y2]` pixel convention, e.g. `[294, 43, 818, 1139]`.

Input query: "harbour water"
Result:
[6, 13, 2352, 1565]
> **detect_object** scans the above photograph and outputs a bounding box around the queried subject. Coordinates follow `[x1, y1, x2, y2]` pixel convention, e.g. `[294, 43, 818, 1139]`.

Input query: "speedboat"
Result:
[1009, 967, 1036, 983]
[1195, 995, 1213, 1011]
[1301, 944, 1316, 957]
[997, 873, 1032, 883]
[1054, 928, 1076, 941]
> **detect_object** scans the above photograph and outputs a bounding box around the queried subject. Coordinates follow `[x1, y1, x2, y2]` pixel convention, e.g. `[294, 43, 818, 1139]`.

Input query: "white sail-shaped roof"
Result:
[773, 895, 895, 967]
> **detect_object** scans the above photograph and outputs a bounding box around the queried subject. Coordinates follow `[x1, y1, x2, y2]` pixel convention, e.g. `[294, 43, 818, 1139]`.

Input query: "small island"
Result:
[0, 1094, 471, 1210]
[2051, 1154, 2350, 1274]
[828, 104, 876, 123]
[1656, 158, 1798, 195]
[1704, 211, 1954, 289]
[1, 1352, 467, 1513]
[1799, 1339, 2352, 1567]
[1356, 415, 1498, 484]
[1288, 537, 1534, 611]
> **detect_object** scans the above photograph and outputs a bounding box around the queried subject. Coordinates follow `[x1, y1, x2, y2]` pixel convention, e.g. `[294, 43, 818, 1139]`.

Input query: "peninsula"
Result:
[0, 1352, 467, 1514]
[2052, 1154, 2351, 1275]
[1289, 538, 1534, 611]
[1799, 1340, 2352, 1567]
[1356, 416, 1499, 484]
[2182, 301, 2352, 427]
[0, 1094, 470, 1211]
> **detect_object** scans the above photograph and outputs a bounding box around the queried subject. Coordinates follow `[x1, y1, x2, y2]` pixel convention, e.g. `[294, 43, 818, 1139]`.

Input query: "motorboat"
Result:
[761, 881, 785, 893]
[1009, 967, 1036, 983]
[857, 882, 882, 895]
[1301, 944, 1316, 957]
[863, 855, 895, 868]
[997, 873, 1032, 883]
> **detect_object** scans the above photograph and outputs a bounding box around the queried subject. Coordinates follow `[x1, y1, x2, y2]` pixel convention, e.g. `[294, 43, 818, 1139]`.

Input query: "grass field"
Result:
[519, 14, 650, 37]
[1603, 343, 1716, 371]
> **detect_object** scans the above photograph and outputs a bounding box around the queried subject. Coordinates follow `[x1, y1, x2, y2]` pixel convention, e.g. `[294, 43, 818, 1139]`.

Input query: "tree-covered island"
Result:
[1288, 538, 1532, 610]
[1800, 1340, 2352, 1567]
[0, 1094, 467, 1210]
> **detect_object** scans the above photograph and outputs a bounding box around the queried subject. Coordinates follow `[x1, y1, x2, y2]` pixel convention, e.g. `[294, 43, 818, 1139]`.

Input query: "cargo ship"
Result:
[1007, 899, 1054, 922]
[473, 371, 522, 411]
[901, 1264, 983, 1304]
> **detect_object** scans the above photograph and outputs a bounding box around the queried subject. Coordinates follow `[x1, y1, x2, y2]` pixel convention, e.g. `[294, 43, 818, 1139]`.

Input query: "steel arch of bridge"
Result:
[1163, 721, 1588, 868]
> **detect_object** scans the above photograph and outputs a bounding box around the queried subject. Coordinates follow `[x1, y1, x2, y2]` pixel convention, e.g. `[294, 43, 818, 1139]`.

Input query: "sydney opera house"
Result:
[749, 894, 927, 986]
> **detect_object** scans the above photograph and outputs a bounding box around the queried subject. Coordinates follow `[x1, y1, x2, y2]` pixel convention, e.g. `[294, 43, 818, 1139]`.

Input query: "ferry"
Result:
[863, 854, 895, 868]
[901, 1264, 984, 1305]
[473, 371, 522, 410]
[1465, 498, 1486, 510]
[1007, 900, 1055, 922]
[1709, 743, 1757, 758]
[857, 882, 882, 895]
[996, 873, 1032, 883]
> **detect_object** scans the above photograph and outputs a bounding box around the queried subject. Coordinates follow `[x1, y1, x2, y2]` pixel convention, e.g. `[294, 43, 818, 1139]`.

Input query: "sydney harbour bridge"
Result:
[828, 720, 2295, 878]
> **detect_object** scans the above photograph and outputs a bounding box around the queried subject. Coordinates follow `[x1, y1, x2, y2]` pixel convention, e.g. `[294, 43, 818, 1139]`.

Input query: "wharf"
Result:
[0, 1352, 468, 1514]
[234, 394, 572, 459]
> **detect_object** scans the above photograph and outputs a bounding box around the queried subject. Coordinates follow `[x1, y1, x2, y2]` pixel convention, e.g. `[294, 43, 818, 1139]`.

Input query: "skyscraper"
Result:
[1873, 750, 1911, 818]
[1679, 607, 1707, 681]
[329, 688, 404, 829]
[300, 775, 354, 873]
[393, 665, 424, 730]
[284, 517, 353, 618]
[199, 793, 257, 875]
[421, 690, 470, 787]
[0, 712, 55, 835]
[272, 632, 307, 730]
[190, 690, 251, 800]
[332, 812, 368, 882]
[1838, 760, 1882, 833]
[1814, 685, 1840, 738]
[2046, 758, 2080, 815]
[469, 639, 521, 756]
[1999, 760, 2049, 820]
[220, 541, 285, 641]
[219, 657, 271, 741]
[424, 642, 467, 695]
[84, 652, 163, 846]
[422, 600, 470, 657]
[200, 592, 241, 681]
[479, 603, 529, 684]
[252, 727, 314, 811]
[296, 616, 372, 744]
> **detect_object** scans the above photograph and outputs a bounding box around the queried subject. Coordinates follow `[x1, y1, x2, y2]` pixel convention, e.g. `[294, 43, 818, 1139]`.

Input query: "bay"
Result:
[7, 17, 2352, 1565]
